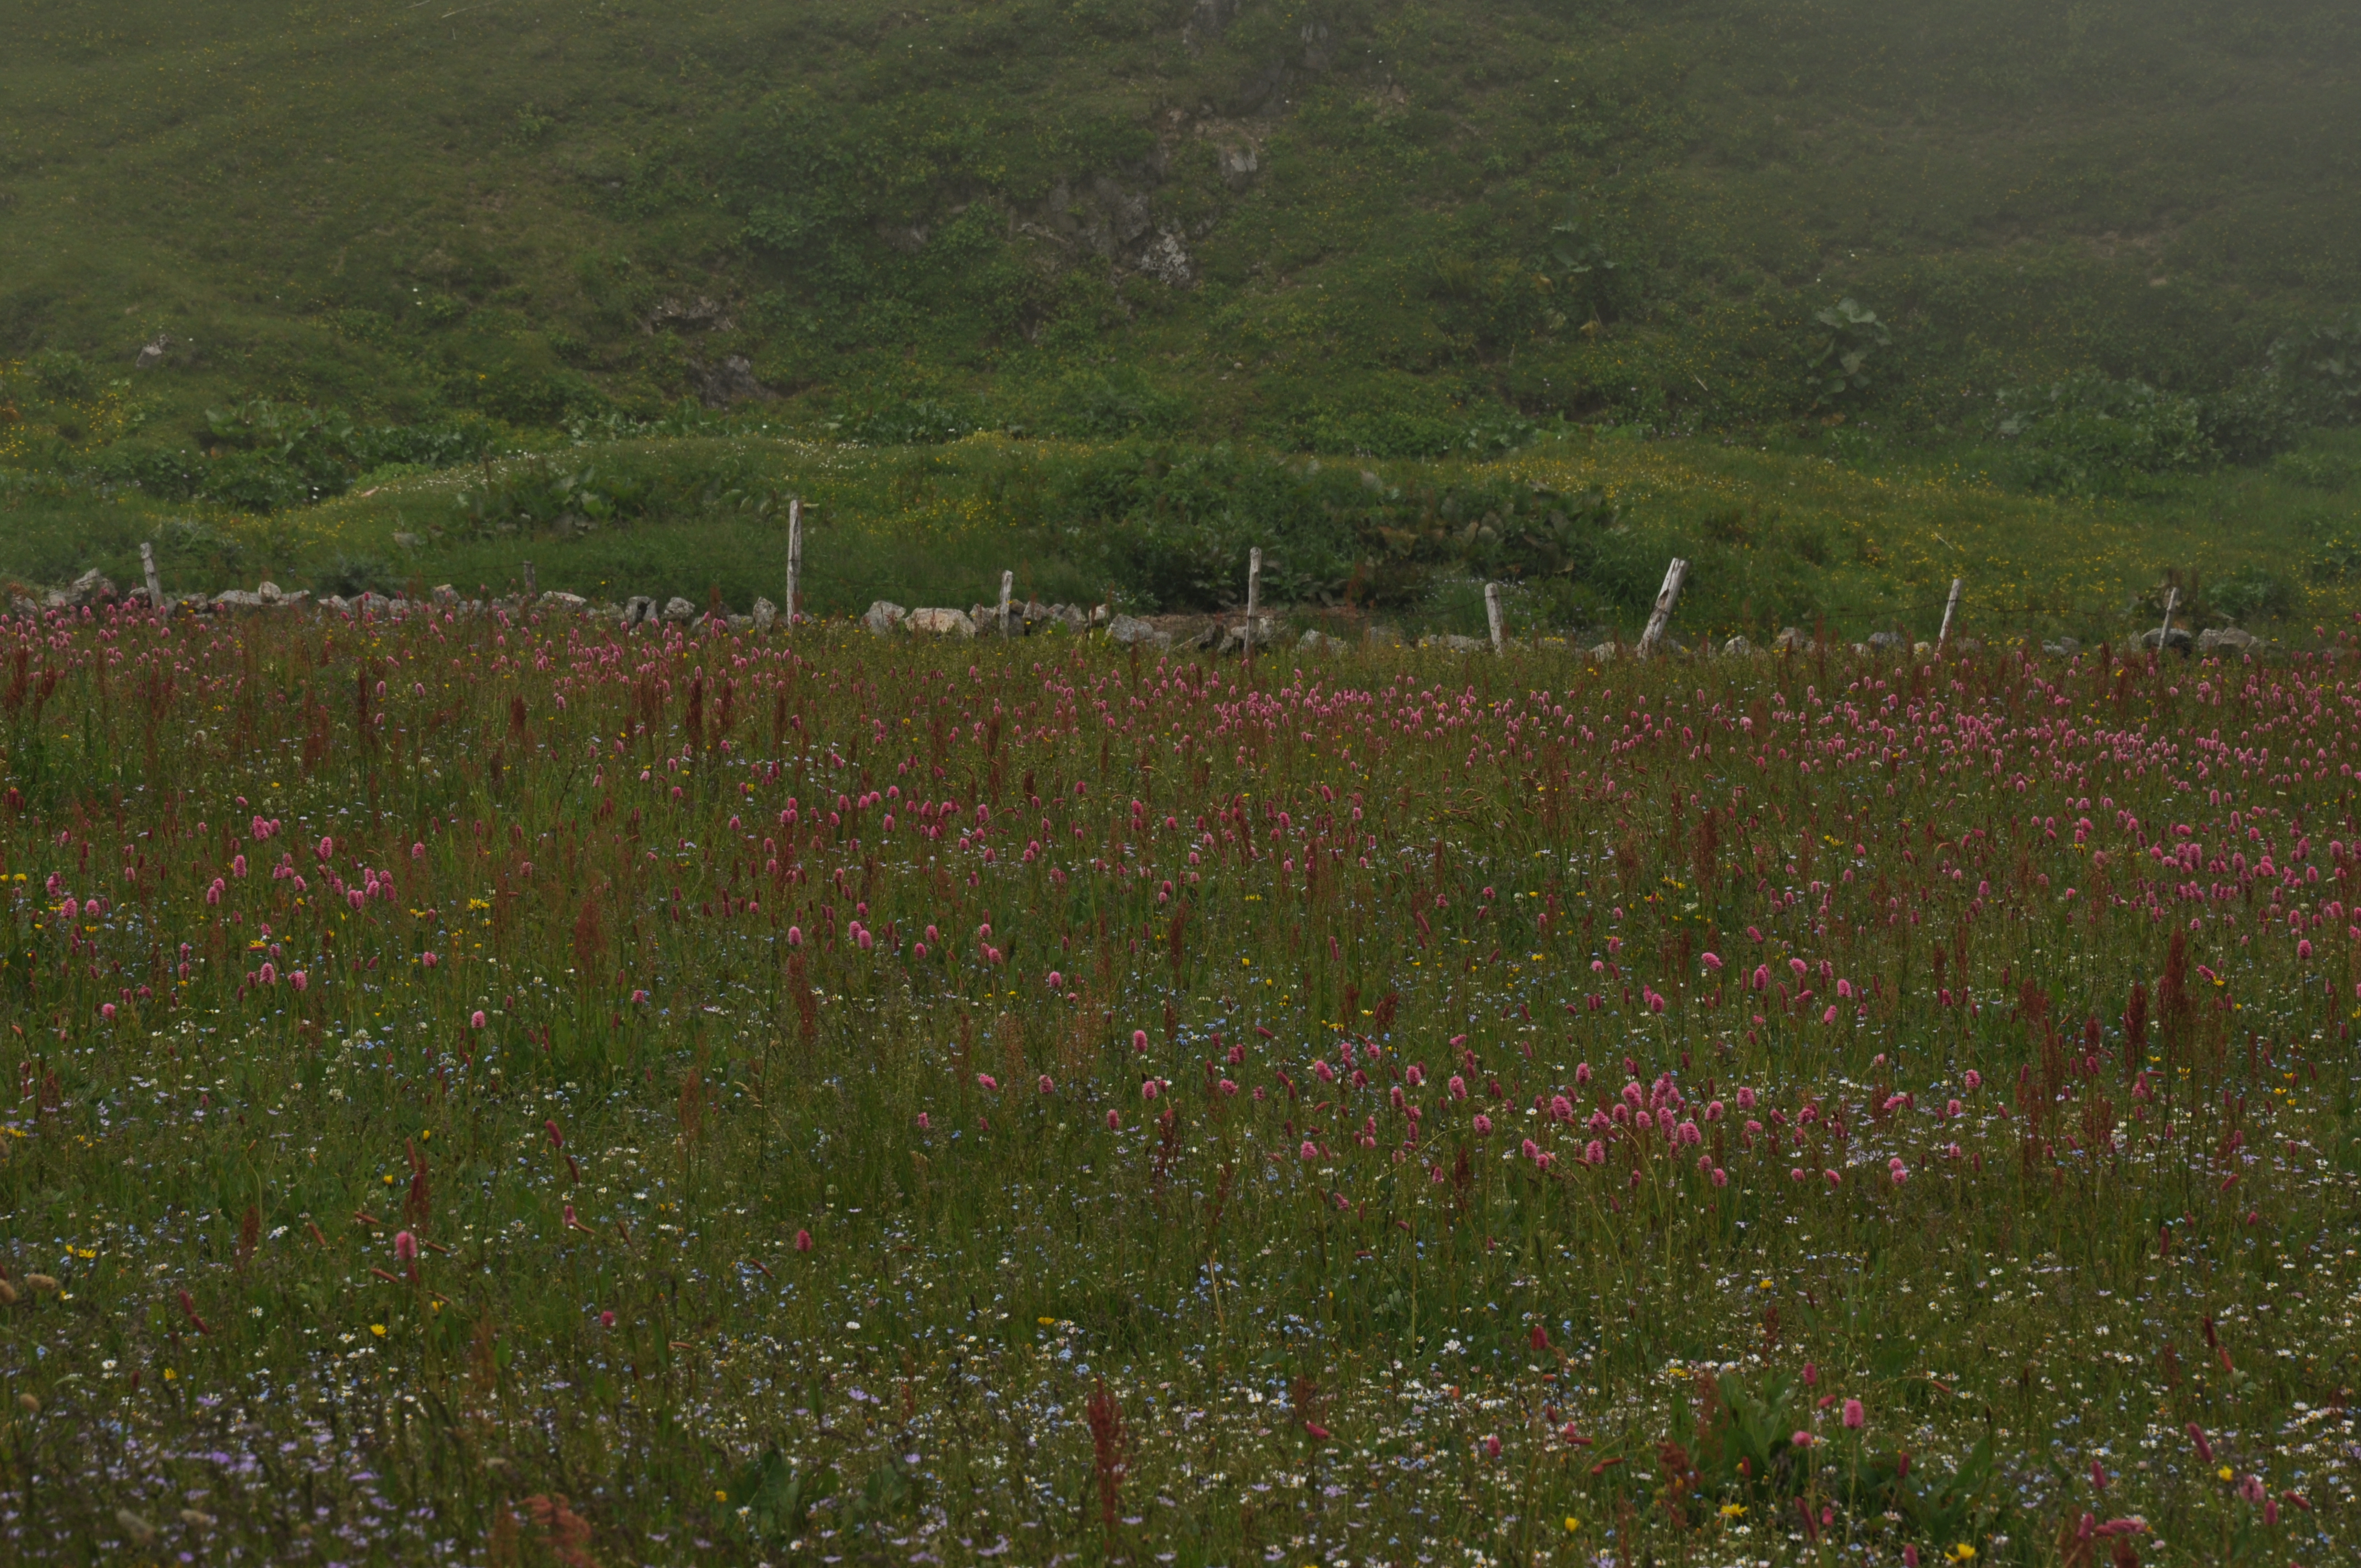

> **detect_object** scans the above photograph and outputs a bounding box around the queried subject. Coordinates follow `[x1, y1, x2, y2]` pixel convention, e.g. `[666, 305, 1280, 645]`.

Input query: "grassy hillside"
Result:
[4, 0, 2361, 635]
[8, 0, 2360, 440]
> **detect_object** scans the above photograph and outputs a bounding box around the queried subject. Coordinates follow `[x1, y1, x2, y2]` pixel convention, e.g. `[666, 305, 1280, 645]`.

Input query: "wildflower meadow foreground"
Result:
[1, 605, 2357, 1568]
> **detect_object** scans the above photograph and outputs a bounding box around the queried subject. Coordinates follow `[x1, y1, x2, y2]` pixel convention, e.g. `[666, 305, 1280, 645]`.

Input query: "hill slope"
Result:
[6, 0, 2360, 450]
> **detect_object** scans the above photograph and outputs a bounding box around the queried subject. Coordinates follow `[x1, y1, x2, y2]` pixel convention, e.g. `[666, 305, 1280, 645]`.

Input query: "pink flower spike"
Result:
[318, 836, 335, 861]
[1842, 1398, 1864, 1429]
[470, 1010, 487, 1030]
[1473, 1113, 1493, 1136]
[1299, 1140, 1319, 1161]
[1106, 1109, 1122, 1130]
[1963, 1069, 1983, 1091]
[917, 1112, 931, 1131]
[599, 1309, 616, 1328]
[1037, 1075, 1055, 1095]
[394, 1231, 418, 1263]
[976, 1073, 999, 1091]
[795, 1229, 813, 1253]
[100, 1002, 116, 1021]
[411, 842, 425, 859]
[1133, 1029, 1150, 1053]
[1141, 1079, 1160, 1100]
[1701, 951, 1722, 970]
[291, 970, 308, 992]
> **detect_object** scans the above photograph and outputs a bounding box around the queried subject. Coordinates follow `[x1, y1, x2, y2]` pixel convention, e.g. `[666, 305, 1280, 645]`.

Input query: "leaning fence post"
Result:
[1244, 547, 1263, 667]
[784, 499, 803, 634]
[1484, 581, 1505, 652]
[2156, 585, 2179, 652]
[1936, 577, 1963, 653]
[999, 570, 1015, 637]
[1636, 558, 1690, 658]
[140, 542, 165, 612]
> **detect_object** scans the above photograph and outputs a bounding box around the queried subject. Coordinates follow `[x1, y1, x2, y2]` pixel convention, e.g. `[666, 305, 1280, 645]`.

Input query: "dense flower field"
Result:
[0, 605, 2355, 1566]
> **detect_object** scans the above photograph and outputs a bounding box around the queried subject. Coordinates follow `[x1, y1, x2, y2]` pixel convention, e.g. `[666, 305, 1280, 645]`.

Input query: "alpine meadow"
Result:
[2, 3, 2360, 1567]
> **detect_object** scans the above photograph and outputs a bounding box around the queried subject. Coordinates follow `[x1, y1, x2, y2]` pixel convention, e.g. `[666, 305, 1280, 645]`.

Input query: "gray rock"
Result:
[213, 590, 265, 612]
[254, 581, 284, 606]
[1107, 613, 1165, 648]
[726, 613, 753, 631]
[1363, 624, 1403, 648]
[863, 601, 909, 636]
[541, 592, 588, 614]
[1721, 635, 1754, 657]
[1136, 230, 1194, 288]
[751, 597, 779, 631]
[1867, 630, 1907, 652]
[1297, 629, 1345, 653]
[1419, 633, 1489, 653]
[622, 595, 658, 626]
[1772, 627, 1810, 652]
[2139, 627, 2195, 652]
[2041, 638, 2082, 658]
[431, 584, 460, 607]
[1220, 615, 1281, 655]
[662, 596, 697, 623]
[358, 592, 395, 616]
[909, 607, 978, 638]
[46, 569, 118, 609]
[690, 355, 773, 408]
[279, 590, 309, 611]
[2199, 627, 2259, 655]
[132, 333, 173, 371]
[320, 595, 352, 615]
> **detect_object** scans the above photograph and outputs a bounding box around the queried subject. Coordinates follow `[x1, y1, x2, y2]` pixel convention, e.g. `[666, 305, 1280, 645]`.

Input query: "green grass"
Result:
[1, 611, 2357, 1564]
[9, 423, 2360, 646]
[4, 0, 2359, 445]
[7, 0, 2361, 644]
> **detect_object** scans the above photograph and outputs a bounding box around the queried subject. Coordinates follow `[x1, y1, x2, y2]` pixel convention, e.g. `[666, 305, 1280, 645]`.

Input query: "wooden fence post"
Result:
[1936, 577, 1963, 653]
[1484, 581, 1505, 652]
[1636, 558, 1690, 658]
[2156, 586, 2179, 651]
[1244, 547, 1262, 667]
[522, 560, 536, 600]
[999, 570, 1015, 637]
[140, 542, 164, 611]
[784, 499, 803, 633]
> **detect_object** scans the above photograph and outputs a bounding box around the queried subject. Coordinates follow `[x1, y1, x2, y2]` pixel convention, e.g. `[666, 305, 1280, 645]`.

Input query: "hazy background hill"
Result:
[3, 0, 2359, 635]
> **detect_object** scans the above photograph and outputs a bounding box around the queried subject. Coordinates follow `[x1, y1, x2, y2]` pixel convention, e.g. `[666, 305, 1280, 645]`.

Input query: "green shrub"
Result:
[1992, 375, 2216, 496]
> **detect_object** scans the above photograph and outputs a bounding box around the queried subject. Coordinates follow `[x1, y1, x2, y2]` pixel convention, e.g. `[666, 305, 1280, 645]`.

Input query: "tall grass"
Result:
[0, 605, 2354, 1564]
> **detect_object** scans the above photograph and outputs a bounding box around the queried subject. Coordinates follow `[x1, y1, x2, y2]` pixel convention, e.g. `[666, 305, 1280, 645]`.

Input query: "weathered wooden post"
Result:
[1636, 558, 1690, 658]
[999, 570, 1015, 637]
[1244, 547, 1263, 667]
[784, 499, 803, 633]
[1936, 577, 1963, 654]
[140, 542, 165, 611]
[1484, 581, 1505, 652]
[522, 559, 536, 600]
[2156, 586, 2179, 652]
